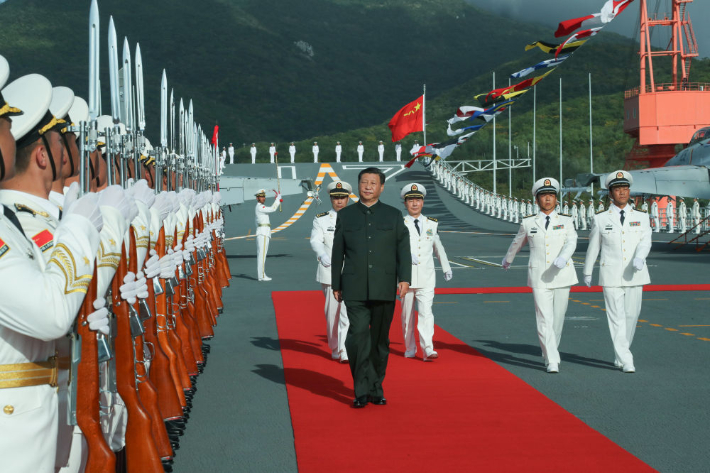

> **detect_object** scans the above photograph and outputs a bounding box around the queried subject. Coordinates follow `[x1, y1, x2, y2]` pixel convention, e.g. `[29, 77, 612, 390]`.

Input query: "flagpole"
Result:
[422, 84, 426, 151]
[589, 72, 594, 196]
[559, 77, 563, 187]
[508, 77, 512, 198]
[492, 72, 497, 195]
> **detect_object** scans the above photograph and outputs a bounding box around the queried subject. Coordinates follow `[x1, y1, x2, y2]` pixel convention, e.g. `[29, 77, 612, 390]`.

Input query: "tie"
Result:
[545, 215, 550, 230]
[620, 210, 625, 225]
[414, 219, 421, 235]
[3, 205, 26, 238]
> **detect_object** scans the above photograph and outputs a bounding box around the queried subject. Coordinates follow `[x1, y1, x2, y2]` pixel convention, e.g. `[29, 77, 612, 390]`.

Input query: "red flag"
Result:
[555, 13, 600, 38]
[211, 125, 219, 146]
[388, 95, 424, 142]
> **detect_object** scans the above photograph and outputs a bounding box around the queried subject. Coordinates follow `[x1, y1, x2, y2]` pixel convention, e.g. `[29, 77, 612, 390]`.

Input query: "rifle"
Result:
[76, 264, 116, 472]
[111, 236, 162, 472]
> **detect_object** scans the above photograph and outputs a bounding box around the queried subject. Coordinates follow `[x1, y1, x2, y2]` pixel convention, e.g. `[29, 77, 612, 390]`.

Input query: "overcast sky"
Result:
[468, 0, 710, 59]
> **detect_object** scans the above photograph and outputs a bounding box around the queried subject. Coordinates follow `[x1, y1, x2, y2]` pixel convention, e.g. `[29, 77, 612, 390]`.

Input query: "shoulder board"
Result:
[14, 203, 49, 218]
[596, 209, 606, 214]
[523, 214, 535, 219]
[316, 212, 329, 218]
[426, 217, 438, 222]
[635, 209, 647, 213]
[559, 213, 571, 217]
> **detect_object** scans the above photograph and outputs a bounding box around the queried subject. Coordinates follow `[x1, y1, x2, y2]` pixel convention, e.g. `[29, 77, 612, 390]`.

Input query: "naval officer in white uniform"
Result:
[583, 170, 652, 373]
[399, 183, 452, 361]
[503, 178, 578, 373]
[255, 188, 282, 281]
[310, 181, 352, 362]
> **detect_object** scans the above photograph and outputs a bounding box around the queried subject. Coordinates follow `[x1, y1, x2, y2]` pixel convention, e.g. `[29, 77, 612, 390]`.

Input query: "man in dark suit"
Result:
[332, 167, 411, 408]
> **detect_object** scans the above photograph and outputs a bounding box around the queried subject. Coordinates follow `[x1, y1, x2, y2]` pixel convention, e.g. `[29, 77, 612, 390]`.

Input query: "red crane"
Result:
[623, 0, 710, 168]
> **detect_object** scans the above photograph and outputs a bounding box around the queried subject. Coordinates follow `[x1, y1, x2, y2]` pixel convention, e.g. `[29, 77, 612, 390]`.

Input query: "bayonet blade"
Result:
[88, 0, 100, 120]
[108, 17, 121, 123]
[121, 37, 133, 131]
[160, 70, 167, 148]
[135, 43, 145, 131]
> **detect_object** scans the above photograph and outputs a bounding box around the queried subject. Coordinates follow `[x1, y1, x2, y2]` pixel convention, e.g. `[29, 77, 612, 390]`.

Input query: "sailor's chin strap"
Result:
[61, 133, 76, 177]
[41, 134, 58, 181]
[0, 146, 5, 181]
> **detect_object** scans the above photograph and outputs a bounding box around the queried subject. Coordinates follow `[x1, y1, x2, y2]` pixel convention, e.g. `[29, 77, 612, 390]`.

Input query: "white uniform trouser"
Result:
[400, 287, 435, 354]
[602, 286, 643, 367]
[290, 152, 295, 163]
[653, 216, 660, 232]
[257, 234, 270, 279]
[357, 151, 363, 162]
[313, 153, 319, 163]
[531, 287, 570, 365]
[58, 427, 88, 473]
[321, 284, 349, 356]
[336, 152, 341, 162]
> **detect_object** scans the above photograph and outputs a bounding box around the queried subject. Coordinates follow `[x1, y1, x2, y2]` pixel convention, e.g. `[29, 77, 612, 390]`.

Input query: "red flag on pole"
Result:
[211, 124, 219, 146]
[388, 95, 424, 142]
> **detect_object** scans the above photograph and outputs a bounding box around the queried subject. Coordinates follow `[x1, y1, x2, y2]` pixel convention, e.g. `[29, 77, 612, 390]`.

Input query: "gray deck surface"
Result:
[174, 162, 710, 473]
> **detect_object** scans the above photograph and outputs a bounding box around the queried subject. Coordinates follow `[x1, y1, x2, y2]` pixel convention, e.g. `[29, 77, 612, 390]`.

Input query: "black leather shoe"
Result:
[368, 396, 387, 406]
[352, 396, 369, 408]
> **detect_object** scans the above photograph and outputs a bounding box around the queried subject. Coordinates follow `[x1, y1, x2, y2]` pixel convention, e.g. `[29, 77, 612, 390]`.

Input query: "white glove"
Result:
[584, 275, 592, 287]
[212, 192, 221, 205]
[319, 254, 331, 267]
[144, 250, 160, 279]
[159, 252, 175, 278]
[633, 257, 645, 272]
[172, 247, 184, 265]
[152, 192, 172, 222]
[184, 235, 195, 253]
[135, 271, 149, 299]
[64, 192, 103, 232]
[553, 257, 567, 269]
[98, 185, 132, 222]
[412, 254, 420, 265]
[87, 297, 110, 335]
[120, 272, 139, 304]
[501, 257, 511, 270]
[444, 271, 453, 281]
[129, 179, 156, 208]
[62, 182, 80, 215]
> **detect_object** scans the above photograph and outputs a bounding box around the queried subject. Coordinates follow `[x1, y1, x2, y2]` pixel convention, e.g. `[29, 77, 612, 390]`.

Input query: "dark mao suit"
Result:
[331, 200, 411, 399]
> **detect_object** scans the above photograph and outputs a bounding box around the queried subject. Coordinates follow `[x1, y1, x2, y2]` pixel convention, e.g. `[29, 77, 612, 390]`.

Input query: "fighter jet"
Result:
[576, 127, 710, 198]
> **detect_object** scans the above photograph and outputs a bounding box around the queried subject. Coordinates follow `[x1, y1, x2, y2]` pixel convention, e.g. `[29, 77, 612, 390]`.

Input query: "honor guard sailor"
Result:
[228, 142, 235, 164]
[356, 141, 364, 162]
[255, 188, 282, 281]
[289, 142, 296, 163]
[310, 181, 352, 363]
[250, 143, 257, 164]
[377, 140, 384, 162]
[0, 64, 109, 473]
[583, 170, 652, 373]
[502, 178, 578, 373]
[269, 142, 276, 164]
[312, 141, 319, 163]
[335, 141, 342, 163]
[399, 183, 452, 361]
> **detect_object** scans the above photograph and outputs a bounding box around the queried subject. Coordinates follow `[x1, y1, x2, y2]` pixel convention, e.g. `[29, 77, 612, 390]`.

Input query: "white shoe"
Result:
[339, 350, 349, 363]
[622, 364, 636, 373]
[423, 349, 438, 362]
[614, 360, 623, 370]
[546, 363, 559, 373]
[258, 276, 272, 281]
[404, 350, 416, 358]
[331, 350, 340, 360]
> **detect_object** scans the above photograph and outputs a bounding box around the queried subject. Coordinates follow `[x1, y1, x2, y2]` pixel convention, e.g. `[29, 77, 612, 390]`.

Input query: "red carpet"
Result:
[273, 291, 655, 473]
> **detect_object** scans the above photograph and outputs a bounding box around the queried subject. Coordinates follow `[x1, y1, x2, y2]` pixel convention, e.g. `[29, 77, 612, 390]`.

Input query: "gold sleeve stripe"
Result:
[97, 241, 121, 269]
[48, 243, 91, 294]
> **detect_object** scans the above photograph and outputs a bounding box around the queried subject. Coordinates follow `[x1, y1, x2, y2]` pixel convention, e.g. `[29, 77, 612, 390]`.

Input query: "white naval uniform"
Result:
[269, 145, 276, 164]
[357, 144, 364, 162]
[255, 198, 280, 279]
[579, 202, 587, 230]
[692, 200, 701, 233]
[310, 209, 349, 358]
[584, 205, 652, 368]
[0, 203, 99, 473]
[400, 215, 451, 356]
[228, 145, 235, 164]
[377, 144, 384, 162]
[250, 146, 257, 164]
[312, 145, 319, 163]
[678, 201, 687, 233]
[289, 145, 296, 163]
[650, 201, 659, 232]
[395, 143, 401, 161]
[666, 201, 675, 233]
[335, 144, 342, 162]
[504, 211, 578, 366]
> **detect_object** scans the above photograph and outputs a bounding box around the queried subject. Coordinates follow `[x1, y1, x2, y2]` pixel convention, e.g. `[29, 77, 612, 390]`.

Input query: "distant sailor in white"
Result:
[269, 142, 276, 164]
[289, 142, 296, 163]
[410, 141, 419, 159]
[356, 141, 364, 162]
[377, 141, 384, 162]
[228, 142, 235, 164]
[666, 198, 675, 233]
[579, 198, 587, 230]
[571, 201, 579, 229]
[399, 183, 452, 361]
[395, 142, 402, 161]
[312, 141, 319, 163]
[692, 198, 701, 234]
[650, 199, 660, 232]
[583, 170, 652, 373]
[335, 141, 342, 163]
[678, 198, 687, 233]
[310, 181, 352, 363]
[254, 188, 282, 281]
[250, 143, 257, 164]
[503, 177, 578, 374]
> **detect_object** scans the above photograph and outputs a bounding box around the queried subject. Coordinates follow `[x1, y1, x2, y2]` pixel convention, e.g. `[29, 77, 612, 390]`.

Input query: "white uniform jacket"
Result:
[504, 212, 578, 289]
[310, 209, 338, 284]
[404, 215, 451, 289]
[584, 206, 652, 287]
[255, 199, 280, 236]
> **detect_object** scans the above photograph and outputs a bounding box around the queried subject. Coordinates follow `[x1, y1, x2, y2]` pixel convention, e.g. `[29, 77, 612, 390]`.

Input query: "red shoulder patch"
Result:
[0, 238, 9, 259]
[32, 229, 54, 252]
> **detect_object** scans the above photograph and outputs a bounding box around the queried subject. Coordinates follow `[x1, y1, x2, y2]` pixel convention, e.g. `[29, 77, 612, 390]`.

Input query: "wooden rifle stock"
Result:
[76, 264, 116, 473]
[216, 209, 231, 287]
[181, 220, 204, 365]
[111, 236, 162, 472]
[166, 227, 194, 390]
[128, 230, 174, 461]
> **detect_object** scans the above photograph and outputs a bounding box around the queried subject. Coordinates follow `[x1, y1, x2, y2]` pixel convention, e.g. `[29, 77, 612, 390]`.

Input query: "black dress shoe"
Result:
[368, 396, 387, 405]
[352, 396, 369, 408]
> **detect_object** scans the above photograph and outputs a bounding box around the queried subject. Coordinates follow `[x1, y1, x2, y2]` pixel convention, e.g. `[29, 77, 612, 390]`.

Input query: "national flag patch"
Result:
[630, 221, 641, 227]
[0, 238, 9, 260]
[553, 225, 564, 230]
[32, 229, 54, 252]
